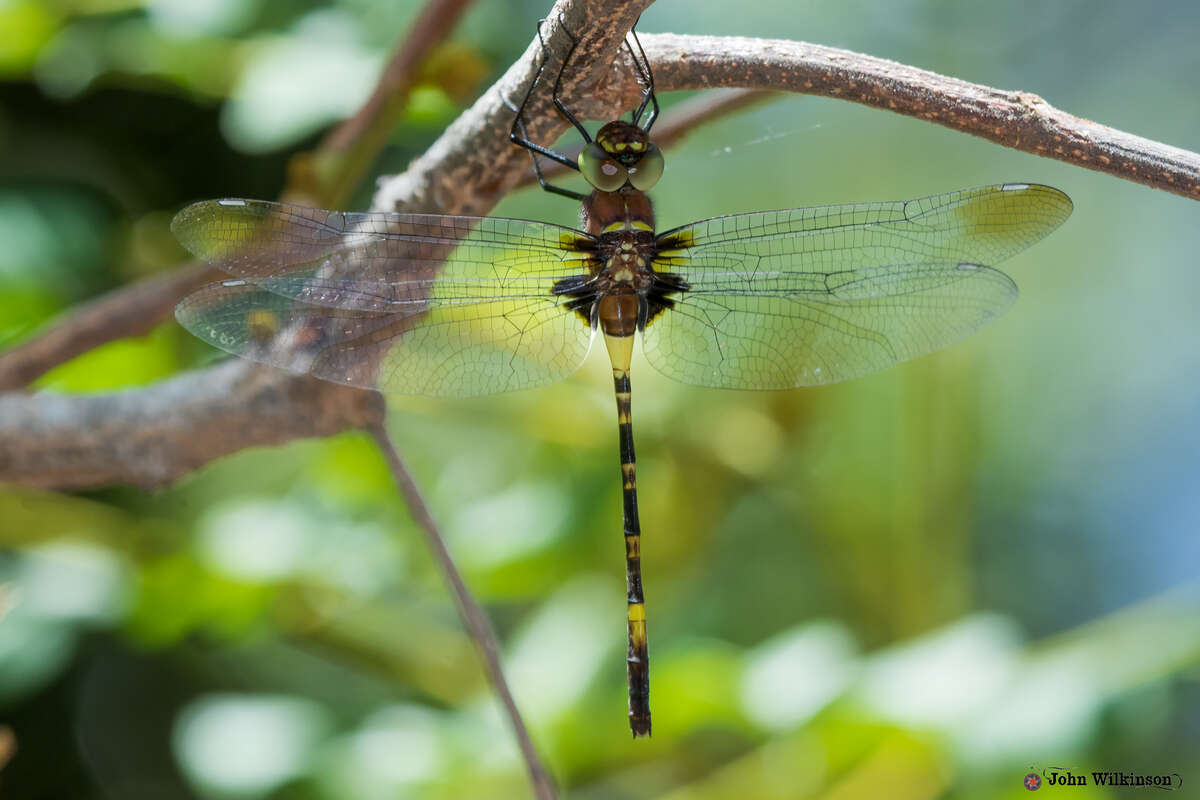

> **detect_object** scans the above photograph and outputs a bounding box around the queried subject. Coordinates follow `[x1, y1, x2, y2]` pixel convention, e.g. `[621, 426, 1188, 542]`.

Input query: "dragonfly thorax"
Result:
[597, 228, 657, 288]
[552, 210, 691, 337]
[582, 184, 655, 237]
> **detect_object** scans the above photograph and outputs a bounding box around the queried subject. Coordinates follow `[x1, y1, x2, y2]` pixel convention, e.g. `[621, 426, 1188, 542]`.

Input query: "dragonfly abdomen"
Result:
[603, 325, 651, 737]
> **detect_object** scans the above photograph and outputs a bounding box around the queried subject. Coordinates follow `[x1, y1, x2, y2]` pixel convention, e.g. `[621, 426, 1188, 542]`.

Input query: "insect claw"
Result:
[555, 13, 578, 45]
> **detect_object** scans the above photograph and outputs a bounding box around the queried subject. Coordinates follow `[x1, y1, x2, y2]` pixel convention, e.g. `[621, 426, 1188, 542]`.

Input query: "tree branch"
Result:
[366, 423, 557, 800]
[0, 360, 382, 490]
[635, 34, 1200, 201]
[0, 263, 213, 392]
[6, 29, 1195, 394]
[379, 33, 1199, 209]
[0, 1, 750, 492]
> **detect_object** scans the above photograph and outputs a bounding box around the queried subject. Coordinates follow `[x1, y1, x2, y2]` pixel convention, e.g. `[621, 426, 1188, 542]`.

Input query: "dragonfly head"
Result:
[579, 121, 664, 193]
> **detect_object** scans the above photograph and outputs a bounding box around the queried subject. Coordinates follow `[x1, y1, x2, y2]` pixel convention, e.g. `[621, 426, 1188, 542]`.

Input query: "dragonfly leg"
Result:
[549, 18, 592, 143]
[627, 23, 659, 132]
[509, 18, 591, 198]
[511, 114, 588, 201]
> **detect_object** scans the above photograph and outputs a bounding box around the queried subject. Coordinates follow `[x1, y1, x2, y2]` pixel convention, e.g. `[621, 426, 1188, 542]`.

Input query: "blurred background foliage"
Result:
[1, 0, 1199, 797]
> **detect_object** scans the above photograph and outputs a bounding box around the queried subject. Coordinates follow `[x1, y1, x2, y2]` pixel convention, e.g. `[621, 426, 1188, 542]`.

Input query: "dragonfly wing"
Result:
[642, 262, 1016, 388]
[173, 199, 599, 397]
[644, 183, 1069, 389]
[655, 183, 1072, 270]
[176, 281, 594, 396]
[172, 199, 595, 302]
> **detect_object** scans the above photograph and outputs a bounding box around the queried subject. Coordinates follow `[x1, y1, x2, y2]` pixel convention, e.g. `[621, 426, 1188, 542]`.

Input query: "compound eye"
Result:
[578, 141, 627, 192]
[626, 143, 664, 191]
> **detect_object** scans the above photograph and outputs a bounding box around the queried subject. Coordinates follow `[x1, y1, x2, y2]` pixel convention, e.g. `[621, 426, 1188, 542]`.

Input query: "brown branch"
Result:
[636, 34, 1200, 201]
[366, 423, 558, 800]
[0, 360, 382, 490]
[0, 0, 652, 393]
[377, 32, 1200, 209]
[0, 263, 214, 392]
[290, 0, 478, 208]
[0, 0, 655, 492]
[0, 81, 762, 491]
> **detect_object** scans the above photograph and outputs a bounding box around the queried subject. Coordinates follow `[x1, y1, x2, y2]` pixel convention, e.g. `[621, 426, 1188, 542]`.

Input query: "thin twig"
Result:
[296, 0, 479, 208]
[365, 421, 558, 800]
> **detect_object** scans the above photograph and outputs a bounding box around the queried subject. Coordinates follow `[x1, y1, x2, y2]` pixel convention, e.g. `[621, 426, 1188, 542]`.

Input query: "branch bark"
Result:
[0, 360, 382, 490]
[0, 263, 213, 392]
[638, 34, 1200, 201]
[4, 30, 1196, 394]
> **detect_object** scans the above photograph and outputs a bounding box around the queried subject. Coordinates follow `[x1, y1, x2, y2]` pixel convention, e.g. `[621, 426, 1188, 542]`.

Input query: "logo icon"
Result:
[1024, 773, 1042, 791]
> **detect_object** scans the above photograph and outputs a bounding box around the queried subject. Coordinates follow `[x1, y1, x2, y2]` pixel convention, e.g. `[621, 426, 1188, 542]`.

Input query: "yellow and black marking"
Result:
[506, 37, 676, 737]
[651, 229, 696, 268]
[551, 242, 691, 332]
[596, 120, 649, 157]
[544, 111, 693, 737]
[558, 231, 595, 252]
[546, 186, 694, 736]
[605, 331, 651, 737]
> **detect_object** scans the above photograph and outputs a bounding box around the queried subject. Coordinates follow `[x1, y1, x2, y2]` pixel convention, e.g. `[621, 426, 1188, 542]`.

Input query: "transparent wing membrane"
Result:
[176, 281, 594, 396]
[172, 199, 595, 284]
[645, 183, 1070, 388]
[642, 262, 1017, 388]
[656, 184, 1072, 275]
[174, 184, 1070, 396]
[173, 200, 597, 396]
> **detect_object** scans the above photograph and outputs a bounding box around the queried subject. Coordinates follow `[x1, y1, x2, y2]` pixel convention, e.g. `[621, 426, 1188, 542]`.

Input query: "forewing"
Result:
[644, 183, 1070, 388]
[171, 198, 593, 296]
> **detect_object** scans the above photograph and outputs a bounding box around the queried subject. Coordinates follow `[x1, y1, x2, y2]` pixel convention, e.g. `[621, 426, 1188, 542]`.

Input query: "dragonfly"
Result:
[172, 23, 1072, 739]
